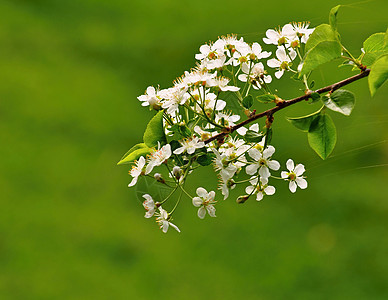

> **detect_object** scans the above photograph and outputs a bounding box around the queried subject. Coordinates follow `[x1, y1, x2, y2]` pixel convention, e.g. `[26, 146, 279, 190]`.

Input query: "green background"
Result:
[1, 0, 387, 299]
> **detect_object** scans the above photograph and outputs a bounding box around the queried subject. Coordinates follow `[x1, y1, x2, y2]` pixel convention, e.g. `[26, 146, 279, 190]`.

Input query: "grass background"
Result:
[0, 0, 387, 299]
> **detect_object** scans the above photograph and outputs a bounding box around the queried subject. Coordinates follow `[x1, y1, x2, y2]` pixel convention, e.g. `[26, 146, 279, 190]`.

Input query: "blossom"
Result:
[155, 207, 180, 233]
[267, 47, 297, 79]
[137, 86, 162, 109]
[128, 156, 146, 187]
[289, 22, 315, 44]
[145, 144, 172, 174]
[212, 148, 238, 181]
[194, 125, 216, 141]
[161, 86, 189, 115]
[191, 87, 226, 113]
[208, 76, 240, 91]
[245, 177, 276, 201]
[142, 194, 156, 218]
[195, 43, 227, 70]
[281, 159, 308, 193]
[192, 187, 217, 219]
[238, 62, 272, 89]
[263, 24, 295, 46]
[246, 146, 280, 179]
[173, 136, 205, 155]
[215, 112, 246, 135]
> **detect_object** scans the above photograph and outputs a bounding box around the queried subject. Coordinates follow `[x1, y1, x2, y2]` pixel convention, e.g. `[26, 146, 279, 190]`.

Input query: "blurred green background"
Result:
[0, 0, 387, 299]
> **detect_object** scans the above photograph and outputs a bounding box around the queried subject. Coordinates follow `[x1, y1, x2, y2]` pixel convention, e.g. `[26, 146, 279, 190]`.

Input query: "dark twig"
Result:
[204, 69, 370, 144]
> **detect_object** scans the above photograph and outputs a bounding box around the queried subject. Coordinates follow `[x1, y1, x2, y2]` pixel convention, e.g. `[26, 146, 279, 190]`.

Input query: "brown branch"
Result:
[204, 69, 370, 144]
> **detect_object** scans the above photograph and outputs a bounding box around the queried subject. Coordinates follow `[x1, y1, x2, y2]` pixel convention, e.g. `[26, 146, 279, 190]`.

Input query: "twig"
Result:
[204, 69, 370, 144]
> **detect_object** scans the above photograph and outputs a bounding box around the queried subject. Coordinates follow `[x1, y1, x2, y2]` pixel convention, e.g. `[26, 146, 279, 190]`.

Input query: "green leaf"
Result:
[244, 130, 264, 143]
[197, 153, 215, 166]
[368, 54, 388, 97]
[143, 110, 167, 148]
[329, 5, 341, 32]
[135, 177, 173, 203]
[322, 89, 355, 116]
[300, 41, 342, 75]
[310, 92, 320, 103]
[256, 94, 276, 103]
[305, 24, 338, 53]
[362, 32, 388, 66]
[242, 95, 253, 109]
[308, 114, 337, 160]
[117, 143, 151, 165]
[287, 110, 320, 132]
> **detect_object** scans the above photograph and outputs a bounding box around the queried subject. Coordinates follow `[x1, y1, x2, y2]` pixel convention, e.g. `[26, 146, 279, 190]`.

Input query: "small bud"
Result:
[236, 195, 250, 204]
[173, 166, 182, 179]
[154, 173, 165, 184]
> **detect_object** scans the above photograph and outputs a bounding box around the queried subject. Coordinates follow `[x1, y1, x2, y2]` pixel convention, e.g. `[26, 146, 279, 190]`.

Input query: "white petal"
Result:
[128, 176, 138, 187]
[275, 70, 284, 79]
[281, 171, 289, 179]
[259, 166, 270, 179]
[249, 124, 259, 132]
[208, 191, 216, 201]
[267, 58, 280, 68]
[237, 127, 248, 135]
[241, 62, 250, 74]
[206, 205, 216, 217]
[264, 185, 276, 195]
[267, 160, 280, 171]
[286, 159, 294, 172]
[248, 148, 261, 161]
[246, 164, 259, 175]
[146, 86, 156, 96]
[169, 222, 181, 233]
[173, 147, 185, 155]
[289, 181, 297, 193]
[245, 185, 255, 194]
[238, 74, 248, 82]
[256, 192, 264, 201]
[294, 164, 305, 176]
[162, 221, 169, 233]
[192, 197, 203, 207]
[263, 146, 275, 158]
[215, 100, 226, 110]
[198, 207, 206, 219]
[196, 187, 208, 198]
[296, 177, 308, 189]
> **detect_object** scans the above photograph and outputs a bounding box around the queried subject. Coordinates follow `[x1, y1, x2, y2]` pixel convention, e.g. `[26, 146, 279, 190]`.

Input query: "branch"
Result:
[204, 69, 370, 144]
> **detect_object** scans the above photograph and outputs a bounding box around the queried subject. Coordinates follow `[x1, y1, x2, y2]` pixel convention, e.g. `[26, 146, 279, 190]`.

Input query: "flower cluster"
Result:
[125, 21, 314, 233]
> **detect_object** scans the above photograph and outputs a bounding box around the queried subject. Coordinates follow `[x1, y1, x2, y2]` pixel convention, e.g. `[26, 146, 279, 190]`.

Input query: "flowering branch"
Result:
[204, 68, 371, 144]
[118, 4, 387, 233]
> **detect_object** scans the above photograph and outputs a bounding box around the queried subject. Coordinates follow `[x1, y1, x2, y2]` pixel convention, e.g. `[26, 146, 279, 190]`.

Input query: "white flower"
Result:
[290, 22, 315, 44]
[194, 125, 216, 141]
[137, 86, 162, 109]
[263, 24, 295, 46]
[267, 47, 297, 79]
[173, 136, 205, 155]
[128, 156, 146, 187]
[146, 144, 172, 174]
[245, 177, 276, 201]
[191, 87, 226, 113]
[238, 62, 272, 89]
[195, 43, 227, 70]
[218, 177, 236, 200]
[215, 112, 242, 134]
[155, 207, 180, 233]
[281, 159, 308, 193]
[208, 76, 240, 92]
[192, 187, 217, 219]
[212, 148, 237, 181]
[251, 42, 272, 59]
[142, 194, 155, 218]
[161, 87, 189, 115]
[246, 146, 280, 179]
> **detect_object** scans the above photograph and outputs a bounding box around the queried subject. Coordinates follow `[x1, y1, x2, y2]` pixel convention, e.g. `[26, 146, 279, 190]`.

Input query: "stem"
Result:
[204, 69, 370, 144]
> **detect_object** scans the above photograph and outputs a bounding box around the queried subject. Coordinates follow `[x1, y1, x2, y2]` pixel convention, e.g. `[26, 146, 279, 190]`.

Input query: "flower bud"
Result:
[173, 166, 182, 179]
[154, 173, 165, 184]
[236, 195, 250, 204]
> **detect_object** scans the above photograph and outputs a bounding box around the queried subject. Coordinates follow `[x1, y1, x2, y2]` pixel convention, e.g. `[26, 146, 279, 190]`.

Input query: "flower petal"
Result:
[206, 205, 216, 217]
[192, 197, 203, 207]
[264, 185, 276, 195]
[286, 159, 294, 172]
[296, 177, 308, 189]
[198, 206, 206, 219]
[267, 160, 280, 171]
[289, 181, 297, 193]
[196, 187, 208, 198]
[294, 164, 305, 176]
